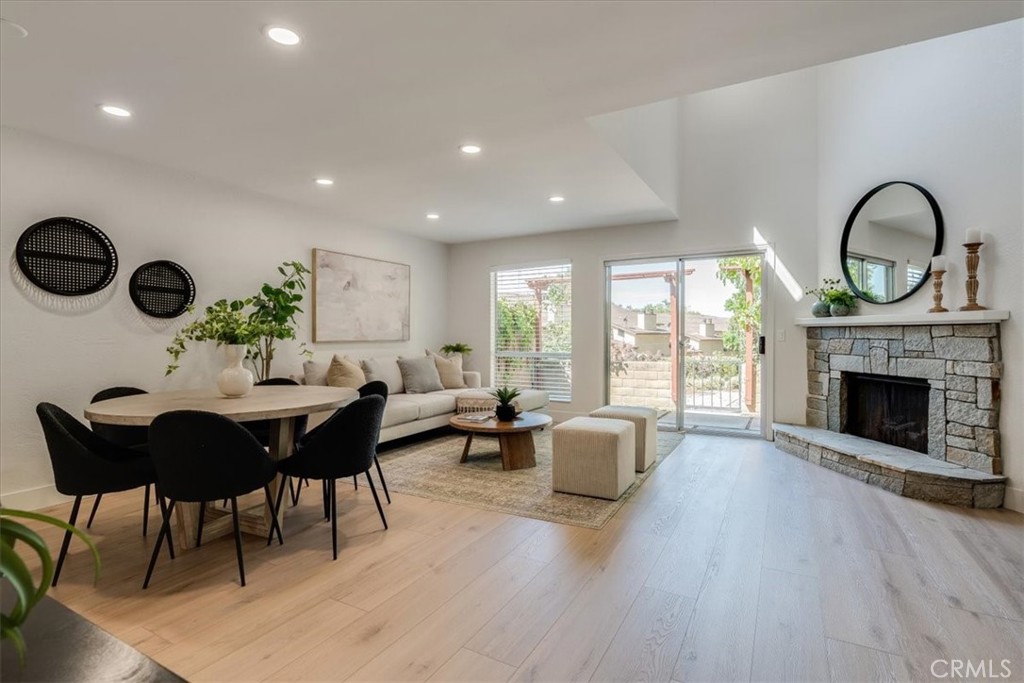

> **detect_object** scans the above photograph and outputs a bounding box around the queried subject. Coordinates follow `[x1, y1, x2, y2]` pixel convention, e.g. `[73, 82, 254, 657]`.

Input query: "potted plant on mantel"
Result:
[490, 386, 521, 422]
[805, 278, 858, 317]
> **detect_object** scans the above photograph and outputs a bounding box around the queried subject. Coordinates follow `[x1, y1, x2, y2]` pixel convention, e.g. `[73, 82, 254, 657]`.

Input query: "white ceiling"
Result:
[1, 1, 1020, 243]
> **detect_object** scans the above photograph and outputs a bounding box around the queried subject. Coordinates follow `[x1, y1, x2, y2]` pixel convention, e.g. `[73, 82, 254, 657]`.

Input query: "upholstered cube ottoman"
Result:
[552, 417, 635, 500]
[589, 405, 658, 472]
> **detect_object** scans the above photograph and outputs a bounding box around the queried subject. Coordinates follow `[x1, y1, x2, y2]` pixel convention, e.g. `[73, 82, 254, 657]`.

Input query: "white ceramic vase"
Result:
[217, 344, 254, 398]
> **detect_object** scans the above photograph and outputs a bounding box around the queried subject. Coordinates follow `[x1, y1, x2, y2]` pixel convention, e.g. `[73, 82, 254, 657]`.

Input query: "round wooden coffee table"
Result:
[449, 411, 553, 470]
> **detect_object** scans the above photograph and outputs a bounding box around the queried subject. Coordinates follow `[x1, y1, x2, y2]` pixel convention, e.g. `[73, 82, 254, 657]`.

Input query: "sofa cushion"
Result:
[361, 356, 405, 395]
[455, 388, 549, 413]
[393, 393, 457, 419]
[381, 397, 420, 428]
[327, 355, 366, 390]
[428, 350, 467, 389]
[397, 356, 444, 393]
[303, 360, 330, 386]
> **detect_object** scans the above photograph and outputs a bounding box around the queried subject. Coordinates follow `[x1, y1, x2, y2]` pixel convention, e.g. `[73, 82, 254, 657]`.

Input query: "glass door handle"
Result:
[758, 335, 766, 354]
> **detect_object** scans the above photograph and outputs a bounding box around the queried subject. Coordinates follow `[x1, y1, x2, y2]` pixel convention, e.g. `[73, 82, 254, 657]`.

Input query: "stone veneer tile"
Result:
[952, 323, 998, 337]
[973, 483, 1006, 508]
[947, 446, 995, 473]
[975, 427, 999, 457]
[904, 327, 933, 351]
[854, 326, 904, 339]
[895, 358, 946, 380]
[830, 354, 864, 372]
[946, 375, 976, 393]
[977, 379, 998, 410]
[953, 361, 1001, 378]
[869, 347, 889, 374]
[888, 340, 905, 356]
[931, 325, 953, 337]
[903, 480, 973, 507]
[946, 399, 997, 428]
[946, 435, 977, 451]
[933, 337, 995, 362]
[852, 339, 870, 356]
[946, 422, 974, 438]
[827, 339, 854, 354]
[946, 390, 976, 403]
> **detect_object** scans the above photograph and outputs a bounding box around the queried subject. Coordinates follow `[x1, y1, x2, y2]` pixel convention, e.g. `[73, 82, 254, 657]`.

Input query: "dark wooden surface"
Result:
[0, 586, 184, 682]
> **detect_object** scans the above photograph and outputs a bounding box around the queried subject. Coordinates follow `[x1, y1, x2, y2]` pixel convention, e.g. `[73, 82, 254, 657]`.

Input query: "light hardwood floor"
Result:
[23, 434, 1024, 682]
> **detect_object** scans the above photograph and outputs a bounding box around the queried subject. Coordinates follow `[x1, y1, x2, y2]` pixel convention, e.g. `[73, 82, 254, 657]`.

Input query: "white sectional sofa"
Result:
[298, 354, 549, 443]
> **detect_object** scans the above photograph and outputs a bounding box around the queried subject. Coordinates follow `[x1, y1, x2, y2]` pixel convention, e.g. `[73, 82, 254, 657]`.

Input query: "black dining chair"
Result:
[358, 381, 391, 505]
[144, 410, 283, 589]
[36, 403, 166, 587]
[241, 377, 309, 505]
[271, 395, 387, 560]
[88, 386, 153, 535]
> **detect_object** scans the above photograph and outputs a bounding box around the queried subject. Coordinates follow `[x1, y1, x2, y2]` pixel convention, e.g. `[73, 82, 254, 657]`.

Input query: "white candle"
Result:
[965, 227, 982, 244]
[931, 255, 947, 272]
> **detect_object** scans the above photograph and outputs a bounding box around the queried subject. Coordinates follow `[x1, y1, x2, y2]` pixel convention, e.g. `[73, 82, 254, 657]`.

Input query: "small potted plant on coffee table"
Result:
[490, 386, 521, 422]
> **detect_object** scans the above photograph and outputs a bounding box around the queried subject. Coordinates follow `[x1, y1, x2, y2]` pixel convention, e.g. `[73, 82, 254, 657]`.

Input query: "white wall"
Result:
[817, 20, 1023, 509]
[0, 127, 448, 509]
[448, 68, 821, 427]
[449, 20, 1024, 510]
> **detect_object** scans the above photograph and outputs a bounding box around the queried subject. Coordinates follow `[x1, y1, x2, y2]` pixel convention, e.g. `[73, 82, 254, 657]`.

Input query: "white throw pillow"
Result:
[303, 360, 330, 386]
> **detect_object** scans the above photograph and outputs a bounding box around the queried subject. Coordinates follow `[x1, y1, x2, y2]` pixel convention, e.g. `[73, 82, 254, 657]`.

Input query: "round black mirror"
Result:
[840, 181, 943, 304]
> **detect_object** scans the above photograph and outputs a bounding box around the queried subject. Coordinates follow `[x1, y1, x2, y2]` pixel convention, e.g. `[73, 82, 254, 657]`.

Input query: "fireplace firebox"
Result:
[842, 372, 930, 454]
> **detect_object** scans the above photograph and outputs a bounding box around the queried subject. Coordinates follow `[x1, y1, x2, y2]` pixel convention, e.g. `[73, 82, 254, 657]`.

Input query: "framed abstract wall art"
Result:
[312, 248, 410, 342]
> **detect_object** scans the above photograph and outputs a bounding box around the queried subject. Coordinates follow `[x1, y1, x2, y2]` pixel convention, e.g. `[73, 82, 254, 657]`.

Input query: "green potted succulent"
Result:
[490, 386, 521, 422]
[805, 278, 857, 317]
[1, 508, 100, 664]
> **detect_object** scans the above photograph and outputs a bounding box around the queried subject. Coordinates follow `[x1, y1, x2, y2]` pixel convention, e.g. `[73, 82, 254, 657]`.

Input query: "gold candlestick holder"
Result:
[959, 242, 987, 311]
[928, 269, 948, 313]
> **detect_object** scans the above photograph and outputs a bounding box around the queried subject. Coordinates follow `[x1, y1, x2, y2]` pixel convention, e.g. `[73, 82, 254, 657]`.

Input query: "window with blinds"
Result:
[907, 263, 926, 291]
[491, 263, 572, 401]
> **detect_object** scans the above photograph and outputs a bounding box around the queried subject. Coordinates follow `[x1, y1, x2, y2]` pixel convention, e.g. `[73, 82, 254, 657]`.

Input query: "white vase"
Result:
[217, 344, 254, 398]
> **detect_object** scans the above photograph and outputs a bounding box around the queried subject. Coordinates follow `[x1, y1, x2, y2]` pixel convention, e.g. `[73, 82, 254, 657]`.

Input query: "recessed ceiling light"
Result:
[315, 178, 334, 186]
[549, 195, 565, 203]
[100, 104, 132, 118]
[426, 213, 440, 220]
[265, 26, 301, 46]
[459, 144, 482, 155]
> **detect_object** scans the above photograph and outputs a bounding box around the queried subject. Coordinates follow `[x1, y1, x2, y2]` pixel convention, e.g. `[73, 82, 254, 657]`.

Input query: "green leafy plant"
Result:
[823, 285, 858, 309]
[165, 298, 261, 375]
[165, 261, 312, 378]
[439, 342, 472, 358]
[248, 261, 312, 382]
[1, 508, 100, 664]
[489, 385, 522, 406]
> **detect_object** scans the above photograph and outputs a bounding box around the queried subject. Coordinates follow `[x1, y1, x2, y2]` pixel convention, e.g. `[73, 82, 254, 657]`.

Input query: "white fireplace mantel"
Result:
[795, 310, 1010, 327]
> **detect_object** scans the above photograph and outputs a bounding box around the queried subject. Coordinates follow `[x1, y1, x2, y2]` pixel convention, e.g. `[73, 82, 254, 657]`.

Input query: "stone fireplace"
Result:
[806, 322, 1002, 474]
[774, 314, 1008, 508]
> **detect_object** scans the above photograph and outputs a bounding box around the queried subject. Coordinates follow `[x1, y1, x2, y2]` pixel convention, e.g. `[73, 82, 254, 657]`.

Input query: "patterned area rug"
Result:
[377, 429, 685, 529]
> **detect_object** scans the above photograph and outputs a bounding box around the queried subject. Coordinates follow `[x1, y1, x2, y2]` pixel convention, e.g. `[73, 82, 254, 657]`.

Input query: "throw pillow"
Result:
[428, 349, 467, 389]
[396, 356, 444, 394]
[326, 355, 366, 390]
[303, 360, 330, 386]
[361, 356, 406, 395]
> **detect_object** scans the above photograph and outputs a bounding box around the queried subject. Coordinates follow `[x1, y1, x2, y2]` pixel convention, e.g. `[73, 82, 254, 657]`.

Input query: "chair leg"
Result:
[52, 495, 83, 587]
[269, 477, 289, 546]
[353, 475, 358, 490]
[86, 493, 102, 529]
[264, 484, 283, 546]
[289, 477, 299, 506]
[142, 484, 151, 537]
[365, 471, 388, 530]
[373, 455, 391, 504]
[330, 478, 339, 561]
[322, 480, 330, 521]
[156, 490, 175, 560]
[229, 497, 246, 587]
[143, 500, 175, 589]
[196, 501, 206, 547]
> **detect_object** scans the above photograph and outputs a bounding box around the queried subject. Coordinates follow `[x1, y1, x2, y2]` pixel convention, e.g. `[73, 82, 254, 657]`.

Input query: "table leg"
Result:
[460, 433, 474, 463]
[499, 432, 537, 470]
[266, 417, 296, 534]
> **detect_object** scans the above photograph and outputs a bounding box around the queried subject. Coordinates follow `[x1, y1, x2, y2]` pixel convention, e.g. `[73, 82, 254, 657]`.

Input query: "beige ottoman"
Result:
[552, 417, 635, 500]
[589, 405, 658, 472]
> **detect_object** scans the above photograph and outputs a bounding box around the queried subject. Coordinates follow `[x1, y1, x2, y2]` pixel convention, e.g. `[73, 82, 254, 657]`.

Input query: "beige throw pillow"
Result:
[428, 349, 466, 389]
[327, 355, 366, 390]
[397, 356, 445, 393]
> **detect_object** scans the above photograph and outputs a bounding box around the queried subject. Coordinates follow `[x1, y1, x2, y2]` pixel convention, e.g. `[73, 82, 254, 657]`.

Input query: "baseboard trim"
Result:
[0, 484, 69, 511]
[1002, 485, 1023, 513]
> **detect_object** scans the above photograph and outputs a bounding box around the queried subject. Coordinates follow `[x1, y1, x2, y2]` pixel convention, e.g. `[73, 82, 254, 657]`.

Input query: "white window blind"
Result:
[907, 263, 926, 291]
[491, 263, 572, 401]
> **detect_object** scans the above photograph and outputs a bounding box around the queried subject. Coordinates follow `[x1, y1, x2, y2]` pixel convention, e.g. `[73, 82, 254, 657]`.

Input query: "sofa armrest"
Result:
[462, 371, 482, 388]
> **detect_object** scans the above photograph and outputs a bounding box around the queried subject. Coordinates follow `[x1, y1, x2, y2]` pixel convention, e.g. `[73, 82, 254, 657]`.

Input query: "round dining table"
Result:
[85, 385, 357, 550]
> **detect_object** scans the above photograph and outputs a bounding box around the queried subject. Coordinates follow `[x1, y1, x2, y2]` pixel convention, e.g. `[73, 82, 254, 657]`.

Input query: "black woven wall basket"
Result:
[129, 260, 196, 318]
[15, 217, 119, 295]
